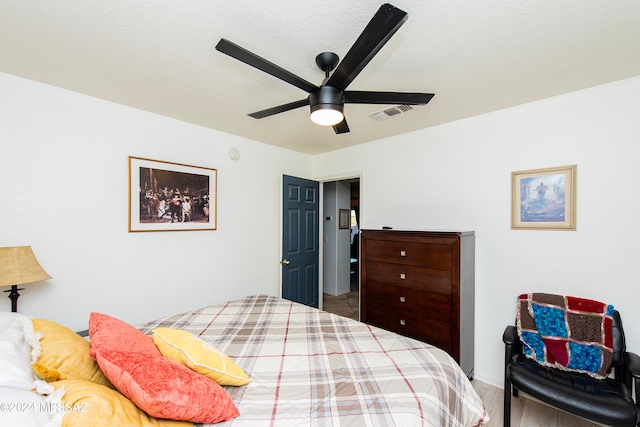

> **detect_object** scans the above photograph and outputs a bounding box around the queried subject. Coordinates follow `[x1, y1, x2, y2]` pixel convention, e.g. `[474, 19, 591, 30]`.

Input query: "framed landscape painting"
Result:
[128, 156, 217, 232]
[511, 165, 576, 230]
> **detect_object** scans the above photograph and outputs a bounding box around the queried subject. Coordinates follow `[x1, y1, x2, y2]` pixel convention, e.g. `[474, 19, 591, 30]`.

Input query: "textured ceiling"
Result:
[1, 1, 639, 154]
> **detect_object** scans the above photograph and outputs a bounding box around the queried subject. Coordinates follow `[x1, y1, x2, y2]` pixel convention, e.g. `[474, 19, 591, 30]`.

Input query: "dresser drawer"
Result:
[360, 229, 475, 377]
[365, 281, 452, 320]
[365, 305, 452, 352]
[366, 261, 452, 296]
[365, 239, 452, 270]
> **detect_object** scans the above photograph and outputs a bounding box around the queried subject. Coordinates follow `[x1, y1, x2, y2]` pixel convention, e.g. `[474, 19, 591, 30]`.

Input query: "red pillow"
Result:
[89, 312, 160, 358]
[94, 349, 239, 423]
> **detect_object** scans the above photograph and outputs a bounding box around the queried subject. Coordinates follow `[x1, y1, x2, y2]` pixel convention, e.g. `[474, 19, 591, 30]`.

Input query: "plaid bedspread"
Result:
[137, 295, 489, 427]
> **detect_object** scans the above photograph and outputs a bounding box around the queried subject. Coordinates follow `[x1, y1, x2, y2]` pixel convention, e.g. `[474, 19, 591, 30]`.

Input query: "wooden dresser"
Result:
[360, 229, 475, 378]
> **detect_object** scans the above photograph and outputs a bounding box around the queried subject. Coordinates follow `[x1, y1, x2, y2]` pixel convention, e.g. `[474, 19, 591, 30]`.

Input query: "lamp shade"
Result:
[0, 246, 52, 287]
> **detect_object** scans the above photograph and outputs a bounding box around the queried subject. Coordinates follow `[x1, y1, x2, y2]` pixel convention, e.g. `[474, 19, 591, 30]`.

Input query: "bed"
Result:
[0, 294, 489, 426]
[137, 294, 489, 426]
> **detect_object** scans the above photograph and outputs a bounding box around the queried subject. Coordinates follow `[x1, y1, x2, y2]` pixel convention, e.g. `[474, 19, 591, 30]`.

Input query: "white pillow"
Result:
[0, 386, 54, 427]
[0, 312, 37, 390]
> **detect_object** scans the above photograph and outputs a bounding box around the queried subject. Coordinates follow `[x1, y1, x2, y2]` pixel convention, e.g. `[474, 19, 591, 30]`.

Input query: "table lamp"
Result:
[0, 246, 51, 312]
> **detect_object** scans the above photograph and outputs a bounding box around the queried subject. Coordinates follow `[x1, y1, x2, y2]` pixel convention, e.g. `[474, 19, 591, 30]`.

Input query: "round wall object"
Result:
[229, 148, 241, 160]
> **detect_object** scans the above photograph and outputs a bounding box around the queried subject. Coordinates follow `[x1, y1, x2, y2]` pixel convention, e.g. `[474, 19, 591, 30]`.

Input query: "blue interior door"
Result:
[282, 175, 319, 308]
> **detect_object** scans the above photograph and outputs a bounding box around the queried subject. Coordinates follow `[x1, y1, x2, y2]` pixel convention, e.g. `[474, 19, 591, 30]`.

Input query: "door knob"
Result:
[280, 259, 290, 265]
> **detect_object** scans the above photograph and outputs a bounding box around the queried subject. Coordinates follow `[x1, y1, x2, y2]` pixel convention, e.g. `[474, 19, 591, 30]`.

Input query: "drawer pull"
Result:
[400, 273, 406, 280]
[399, 296, 406, 303]
[400, 319, 406, 326]
[400, 250, 406, 257]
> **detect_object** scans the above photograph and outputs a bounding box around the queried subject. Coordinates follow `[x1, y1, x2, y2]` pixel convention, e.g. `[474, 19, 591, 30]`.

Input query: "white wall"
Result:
[335, 181, 352, 295]
[322, 181, 351, 296]
[313, 76, 640, 387]
[322, 182, 338, 295]
[0, 72, 312, 331]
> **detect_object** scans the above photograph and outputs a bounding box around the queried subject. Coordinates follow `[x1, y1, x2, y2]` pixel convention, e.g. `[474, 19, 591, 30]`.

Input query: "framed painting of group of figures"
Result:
[128, 156, 217, 232]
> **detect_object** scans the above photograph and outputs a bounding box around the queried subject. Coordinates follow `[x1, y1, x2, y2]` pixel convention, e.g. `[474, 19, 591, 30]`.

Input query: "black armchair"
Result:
[503, 310, 640, 426]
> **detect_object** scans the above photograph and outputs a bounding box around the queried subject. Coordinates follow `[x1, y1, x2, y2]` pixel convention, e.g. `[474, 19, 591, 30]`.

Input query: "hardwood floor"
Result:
[322, 291, 359, 321]
[472, 379, 604, 427]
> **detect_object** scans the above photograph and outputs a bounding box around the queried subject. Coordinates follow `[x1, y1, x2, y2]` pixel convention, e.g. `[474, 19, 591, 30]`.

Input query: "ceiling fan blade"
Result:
[344, 91, 434, 105]
[326, 4, 408, 91]
[248, 99, 310, 119]
[333, 118, 350, 134]
[216, 39, 318, 93]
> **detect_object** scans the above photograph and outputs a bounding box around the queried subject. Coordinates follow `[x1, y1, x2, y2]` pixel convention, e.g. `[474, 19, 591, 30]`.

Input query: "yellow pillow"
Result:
[49, 380, 192, 427]
[152, 328, 250, 386]
[31, 318, 112, 388]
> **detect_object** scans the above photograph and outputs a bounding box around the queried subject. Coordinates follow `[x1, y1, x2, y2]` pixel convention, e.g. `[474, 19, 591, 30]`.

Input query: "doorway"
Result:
[321, 178, 360, 320]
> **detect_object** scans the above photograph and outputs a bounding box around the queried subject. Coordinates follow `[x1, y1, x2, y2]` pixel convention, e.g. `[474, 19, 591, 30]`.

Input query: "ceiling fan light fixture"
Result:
[309, 86, 344, 126]
[310, 105, 344, 126]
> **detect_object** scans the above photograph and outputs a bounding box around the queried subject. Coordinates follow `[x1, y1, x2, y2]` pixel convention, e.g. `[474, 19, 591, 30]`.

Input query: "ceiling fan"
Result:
[215, 3, 434, 134]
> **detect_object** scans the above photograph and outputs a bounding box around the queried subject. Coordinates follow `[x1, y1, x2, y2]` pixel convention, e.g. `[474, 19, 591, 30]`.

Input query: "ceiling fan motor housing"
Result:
[309, 86, 344, 113]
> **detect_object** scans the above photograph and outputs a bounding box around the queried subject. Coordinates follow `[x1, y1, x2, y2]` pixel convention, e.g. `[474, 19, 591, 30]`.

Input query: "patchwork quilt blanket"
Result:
[517, 293, 614, 379]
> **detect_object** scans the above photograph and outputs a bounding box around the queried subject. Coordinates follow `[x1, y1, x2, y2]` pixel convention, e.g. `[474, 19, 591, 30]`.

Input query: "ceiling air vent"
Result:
[367, 104, 414, 121]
